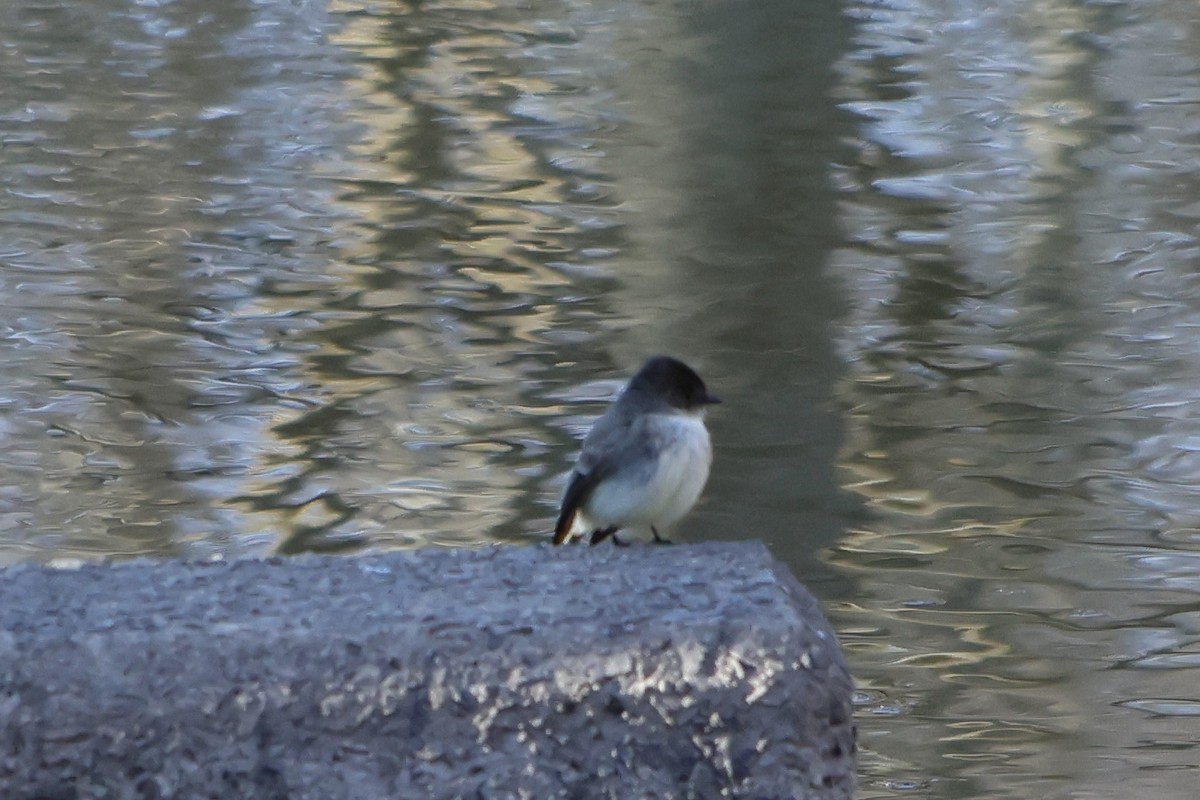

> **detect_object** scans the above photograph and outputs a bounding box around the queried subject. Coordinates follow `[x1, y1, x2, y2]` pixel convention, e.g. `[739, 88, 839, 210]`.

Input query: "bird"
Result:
[553, 355, 720, 546]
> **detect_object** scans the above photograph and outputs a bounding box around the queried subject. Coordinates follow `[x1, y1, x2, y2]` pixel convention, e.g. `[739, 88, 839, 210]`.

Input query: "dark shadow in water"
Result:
[661, 1, 860, 594]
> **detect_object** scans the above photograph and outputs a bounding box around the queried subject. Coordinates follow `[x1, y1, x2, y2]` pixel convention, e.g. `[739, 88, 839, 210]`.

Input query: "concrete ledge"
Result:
[0, 542, 855, 799]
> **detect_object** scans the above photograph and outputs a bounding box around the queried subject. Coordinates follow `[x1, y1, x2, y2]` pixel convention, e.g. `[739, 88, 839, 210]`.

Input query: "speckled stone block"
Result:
[0, 542, 855, 799]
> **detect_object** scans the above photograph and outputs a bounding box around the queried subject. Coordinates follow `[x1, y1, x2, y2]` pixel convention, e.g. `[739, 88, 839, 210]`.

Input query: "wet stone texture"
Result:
[0, 542, 856, 799]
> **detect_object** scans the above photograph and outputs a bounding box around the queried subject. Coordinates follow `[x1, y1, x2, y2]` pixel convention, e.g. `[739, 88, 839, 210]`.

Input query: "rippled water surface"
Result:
[5, 0, 1200, 795]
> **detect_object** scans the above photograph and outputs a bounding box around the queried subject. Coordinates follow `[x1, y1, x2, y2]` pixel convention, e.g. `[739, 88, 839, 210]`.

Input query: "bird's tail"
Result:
[552, 508, 576, 545]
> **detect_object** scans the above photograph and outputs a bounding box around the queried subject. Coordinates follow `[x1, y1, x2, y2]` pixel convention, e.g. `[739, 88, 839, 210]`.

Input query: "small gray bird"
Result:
[553, 356, 720, 546]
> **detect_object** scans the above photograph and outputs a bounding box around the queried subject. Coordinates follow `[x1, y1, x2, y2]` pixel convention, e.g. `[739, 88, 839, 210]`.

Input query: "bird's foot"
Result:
[651, 527, 674, 545]
[590, 526, 619, 546]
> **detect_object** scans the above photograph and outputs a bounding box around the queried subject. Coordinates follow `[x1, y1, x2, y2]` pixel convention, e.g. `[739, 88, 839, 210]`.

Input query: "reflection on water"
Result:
[1, 0, 632, 559]
[834, 0, 1200, 796]
[4, 0, 1200, 796]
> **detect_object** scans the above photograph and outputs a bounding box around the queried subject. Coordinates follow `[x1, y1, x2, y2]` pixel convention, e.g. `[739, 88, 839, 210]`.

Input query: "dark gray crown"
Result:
[627, 356, 720, 410]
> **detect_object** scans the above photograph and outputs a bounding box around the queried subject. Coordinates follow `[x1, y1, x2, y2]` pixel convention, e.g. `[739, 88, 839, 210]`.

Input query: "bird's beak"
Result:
[704, 393, 721, 405]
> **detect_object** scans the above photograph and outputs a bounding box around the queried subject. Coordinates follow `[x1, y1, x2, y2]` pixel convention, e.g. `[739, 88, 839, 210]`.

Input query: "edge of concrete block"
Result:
[0, 541, 856, 799]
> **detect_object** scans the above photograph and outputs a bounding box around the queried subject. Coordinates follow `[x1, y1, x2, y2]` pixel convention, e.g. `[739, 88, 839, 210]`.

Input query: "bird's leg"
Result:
[590, 526, 619, 546]
[651, 526, 674, 545]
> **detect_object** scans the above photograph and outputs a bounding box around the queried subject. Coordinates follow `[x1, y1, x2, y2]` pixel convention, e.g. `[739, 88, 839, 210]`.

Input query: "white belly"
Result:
[579, 414, 712, 541]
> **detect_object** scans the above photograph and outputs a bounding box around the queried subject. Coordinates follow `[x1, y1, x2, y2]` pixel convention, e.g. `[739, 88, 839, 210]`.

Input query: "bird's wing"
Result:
[553, 409, 652, 545]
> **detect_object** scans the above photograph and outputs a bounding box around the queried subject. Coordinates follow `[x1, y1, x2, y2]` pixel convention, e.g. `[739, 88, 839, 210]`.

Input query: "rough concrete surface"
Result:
[0, 542, 856, 799]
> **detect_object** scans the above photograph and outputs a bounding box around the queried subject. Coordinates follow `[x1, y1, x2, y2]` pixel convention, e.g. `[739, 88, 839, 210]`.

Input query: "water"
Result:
[3, 0, 1200, 795]
[833, 0, 1200, 796]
